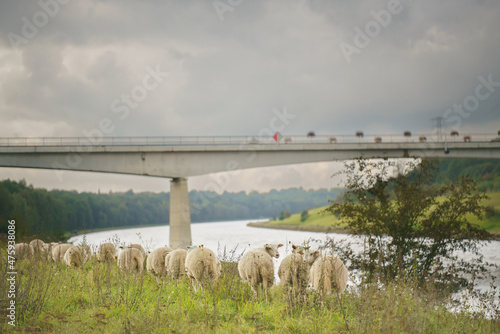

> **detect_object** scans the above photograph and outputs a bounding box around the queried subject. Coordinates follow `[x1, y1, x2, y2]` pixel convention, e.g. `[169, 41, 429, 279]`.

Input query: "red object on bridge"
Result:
[273, 132, 282, 142]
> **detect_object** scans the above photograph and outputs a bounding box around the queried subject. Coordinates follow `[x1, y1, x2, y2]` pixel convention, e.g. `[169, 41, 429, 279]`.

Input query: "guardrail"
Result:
[0, 133, 498, 147]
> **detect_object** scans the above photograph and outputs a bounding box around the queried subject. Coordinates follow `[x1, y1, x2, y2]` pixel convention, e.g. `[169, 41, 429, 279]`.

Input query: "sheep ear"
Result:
[292, 245, 297, 249]
[278, 244, 283, 248]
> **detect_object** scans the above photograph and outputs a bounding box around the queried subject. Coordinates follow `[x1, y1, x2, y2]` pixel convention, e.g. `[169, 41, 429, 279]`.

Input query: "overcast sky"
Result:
[0, 0, 499, 194]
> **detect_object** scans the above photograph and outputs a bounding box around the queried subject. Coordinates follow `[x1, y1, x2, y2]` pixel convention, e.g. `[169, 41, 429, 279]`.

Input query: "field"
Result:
[253, 191, 500, 236]
[1, 240, 498, 333]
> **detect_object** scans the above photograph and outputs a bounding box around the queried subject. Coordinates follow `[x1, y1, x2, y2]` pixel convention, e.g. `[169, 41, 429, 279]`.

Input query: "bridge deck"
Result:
[0, 133, 498, 147]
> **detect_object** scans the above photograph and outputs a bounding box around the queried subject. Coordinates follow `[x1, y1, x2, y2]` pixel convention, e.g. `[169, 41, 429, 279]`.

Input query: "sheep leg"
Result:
[189, 277, 197, 292]
[251, 284, 259, 298]
[291, 271, 298, 291]
[262, 280, 270, 303]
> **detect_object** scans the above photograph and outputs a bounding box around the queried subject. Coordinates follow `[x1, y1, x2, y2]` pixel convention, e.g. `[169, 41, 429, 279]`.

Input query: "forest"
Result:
[0, 179, 341, 239]
[0, 158, 498, 239]
[436, 159, 500, 191]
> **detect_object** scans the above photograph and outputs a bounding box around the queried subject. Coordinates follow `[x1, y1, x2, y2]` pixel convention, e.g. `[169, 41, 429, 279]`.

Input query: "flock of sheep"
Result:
[14, 239, 348, 300]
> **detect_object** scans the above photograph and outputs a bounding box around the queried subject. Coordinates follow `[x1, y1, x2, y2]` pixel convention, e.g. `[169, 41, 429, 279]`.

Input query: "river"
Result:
[69, 219, 500, 290]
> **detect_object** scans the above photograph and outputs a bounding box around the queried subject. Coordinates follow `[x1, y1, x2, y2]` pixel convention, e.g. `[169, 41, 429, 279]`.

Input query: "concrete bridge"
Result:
[1, 133, 499, 248]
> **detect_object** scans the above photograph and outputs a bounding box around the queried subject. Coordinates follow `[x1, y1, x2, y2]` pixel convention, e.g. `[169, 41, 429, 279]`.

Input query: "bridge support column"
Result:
[169, 177, 192, 249]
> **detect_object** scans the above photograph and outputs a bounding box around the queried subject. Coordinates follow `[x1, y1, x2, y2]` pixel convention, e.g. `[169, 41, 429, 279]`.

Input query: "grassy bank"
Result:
[252, 192, 500, 239]
[0, 239, 498, 333]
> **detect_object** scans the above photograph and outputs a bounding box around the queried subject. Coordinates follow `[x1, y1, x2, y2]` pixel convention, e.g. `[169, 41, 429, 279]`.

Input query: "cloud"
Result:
[0, 0, 499, 193]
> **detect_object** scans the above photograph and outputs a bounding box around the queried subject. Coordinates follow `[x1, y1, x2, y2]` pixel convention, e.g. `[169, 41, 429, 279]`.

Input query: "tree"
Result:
[300, 210, 309, 222]
[326, 158, 493, 289]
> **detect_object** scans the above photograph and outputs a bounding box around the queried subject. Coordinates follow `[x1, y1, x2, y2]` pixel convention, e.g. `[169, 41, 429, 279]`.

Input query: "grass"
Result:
[255, 191, 500, 236]
[0, 238, 498, 333]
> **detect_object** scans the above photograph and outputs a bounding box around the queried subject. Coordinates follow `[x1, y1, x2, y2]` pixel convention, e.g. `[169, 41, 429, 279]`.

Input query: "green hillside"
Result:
[249, 205, 345, 232]
[253, 191, 500, 236]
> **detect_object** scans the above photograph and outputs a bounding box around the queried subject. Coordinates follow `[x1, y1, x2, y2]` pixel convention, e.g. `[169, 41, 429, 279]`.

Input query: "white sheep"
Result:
[185, 245, 221, 291]
[117, 247, 144, 274]
[45, 242, 59, 260]
[97, 242, 117, 262]
[238, 243, 283, 301]
[278, 245, 316, 291]
[165, 249, 188, 279]
[29, 239, 45, 258]
[40, 242, 59, 261]
[63, 245, 84, 268]
[15, 243, 34, 260]
[146, 246, 172, 283]
[128, 243, 146, 260]
[77, 243, 93, 264]
[309, 254, 348, 295]
[52, 243, 73, 263]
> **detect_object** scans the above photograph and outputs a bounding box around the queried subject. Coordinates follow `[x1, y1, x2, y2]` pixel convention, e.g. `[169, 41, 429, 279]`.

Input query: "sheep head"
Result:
[303, 250, 320, 264]
[264, 243, 283, 258]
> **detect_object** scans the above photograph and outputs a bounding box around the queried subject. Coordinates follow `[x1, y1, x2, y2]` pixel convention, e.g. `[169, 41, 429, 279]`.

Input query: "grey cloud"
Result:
[0, 0, 499, 193]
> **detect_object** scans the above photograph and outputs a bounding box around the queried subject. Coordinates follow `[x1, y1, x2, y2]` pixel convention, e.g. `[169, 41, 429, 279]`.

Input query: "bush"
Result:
[325, 158, 494, 289]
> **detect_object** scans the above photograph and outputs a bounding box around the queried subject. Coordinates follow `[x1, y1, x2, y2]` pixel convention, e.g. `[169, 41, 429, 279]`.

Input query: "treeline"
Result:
[436, 159, 500, 191]
[0, 179, 342, 238]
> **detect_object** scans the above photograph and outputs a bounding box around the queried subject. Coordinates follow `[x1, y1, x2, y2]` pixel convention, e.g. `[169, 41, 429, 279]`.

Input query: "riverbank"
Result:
[248, 220, 500, 241]
[247, 221, 351, 234]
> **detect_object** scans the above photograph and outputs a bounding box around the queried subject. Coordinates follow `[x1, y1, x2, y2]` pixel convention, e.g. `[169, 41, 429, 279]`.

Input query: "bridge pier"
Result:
[169, 177, 192, 249]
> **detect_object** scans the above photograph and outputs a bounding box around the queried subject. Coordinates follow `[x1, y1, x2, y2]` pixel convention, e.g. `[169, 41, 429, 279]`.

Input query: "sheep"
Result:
[165, 249, 188, 279]
[117, 247, 144, 274]
[15, 243, 34, 260]
[63, 245, 84, 268]
[29, 239, 45, 258]
[129, 243, 146, 259]
[40, 242, 58, 261]
[146, 246, 172, 283]
[238, 243, 283, 301]
[309, 254, 348, 295]
[52, 243, 73, 263]
[185, 245, 221, 291]
[97, 242, 117, 262]
[278, 245, 317, 291]
[77, 243, 93, 264]
[123, 243, 146, 265]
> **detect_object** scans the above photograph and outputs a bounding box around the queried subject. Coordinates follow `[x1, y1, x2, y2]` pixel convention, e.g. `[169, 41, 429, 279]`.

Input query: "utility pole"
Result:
[432, 117, 444, 142]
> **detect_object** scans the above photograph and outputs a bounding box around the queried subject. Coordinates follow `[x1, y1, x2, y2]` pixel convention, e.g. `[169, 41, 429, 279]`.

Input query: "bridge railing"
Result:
[0, 133, 498, 147]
